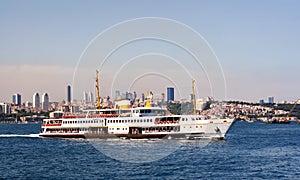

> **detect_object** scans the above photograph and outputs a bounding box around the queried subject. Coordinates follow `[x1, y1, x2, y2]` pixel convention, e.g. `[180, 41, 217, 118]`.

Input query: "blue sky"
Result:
[1, 0, 300, 102]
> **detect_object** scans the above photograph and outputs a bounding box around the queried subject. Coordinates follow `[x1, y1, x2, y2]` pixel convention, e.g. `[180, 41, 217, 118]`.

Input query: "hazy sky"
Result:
[1, 0, 300, 103]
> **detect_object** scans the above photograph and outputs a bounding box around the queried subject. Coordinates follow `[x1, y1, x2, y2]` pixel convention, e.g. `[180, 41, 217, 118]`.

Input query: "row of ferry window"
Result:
[108, 119, 153, 123]
[63, 120, 104, 124]
[181, 117, 202, 121]
[109, 128, 128, 131]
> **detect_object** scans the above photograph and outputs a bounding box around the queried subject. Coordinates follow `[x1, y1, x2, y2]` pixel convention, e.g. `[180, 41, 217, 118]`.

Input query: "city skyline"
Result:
[1, 1, 300, 102]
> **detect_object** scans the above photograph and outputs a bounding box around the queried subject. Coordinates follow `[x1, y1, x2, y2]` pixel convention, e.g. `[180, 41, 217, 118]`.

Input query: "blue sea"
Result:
[0, 122, 300, 179]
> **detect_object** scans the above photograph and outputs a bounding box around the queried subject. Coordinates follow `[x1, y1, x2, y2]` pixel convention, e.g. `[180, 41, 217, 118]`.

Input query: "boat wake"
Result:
[0, 134, 40, 138]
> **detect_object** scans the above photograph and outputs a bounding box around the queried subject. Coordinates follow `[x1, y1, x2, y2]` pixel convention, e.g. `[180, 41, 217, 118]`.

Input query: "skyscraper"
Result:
[12, 93, 21, 106]
[115, 90, 120, 100]
[268, 97, 274, 104]
[89, 91, 94, 103]
[42, 93, 49, 111]
[83, 91, 88, 103]
[33, 93, 40, 108]
[67, 85, 71, 103]
[141, 93, 145, 102]
[167, 87, 174, 101]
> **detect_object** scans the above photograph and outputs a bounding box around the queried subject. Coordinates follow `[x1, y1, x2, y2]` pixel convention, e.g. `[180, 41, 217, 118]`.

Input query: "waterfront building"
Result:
[12, 93, 21, 106]
[0, 103, 11, 114]
[167, 87, 175, 101]
[259, 99, 265, 105]
[25, 101, 32, 107]
[141, 93, 145, 102]
[268, 97, 274, 104]
[115, 90, 120, 100]
[33, 93, 40, 108]
[67, 85, 71, 103]
[71, 105, 80, 114]
[42, 93, 49, 111]
[161, 93, 165, 102]
[126, 92, 133, 100]
[83, 91, 88, 103]
[196, 99, 207, 111]
[89, 91, 94, 103]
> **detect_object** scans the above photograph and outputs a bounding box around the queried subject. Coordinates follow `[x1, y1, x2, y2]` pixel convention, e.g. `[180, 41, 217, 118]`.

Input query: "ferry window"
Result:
[113, 120, 115, 123]
[196, 126, 198, 128]
[117, 128, 120, 130]
[150, 119, 152, 122]
[134, 120, 136, 123]
[147, 119, 149, 122]
[131, 120, 133, 123]
[125, 120, 127, 123]
[137, 120, 139, 123]
[122, 120, 124, 123]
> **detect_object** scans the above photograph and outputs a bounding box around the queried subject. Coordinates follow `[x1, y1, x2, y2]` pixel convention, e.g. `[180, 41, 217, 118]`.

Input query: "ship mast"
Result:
[192, 79, 196, 115]
[95, 70, 101, 109]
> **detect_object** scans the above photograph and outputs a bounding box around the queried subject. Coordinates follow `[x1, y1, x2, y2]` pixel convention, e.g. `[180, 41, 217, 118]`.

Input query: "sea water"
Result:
[0, 122, 299, 179]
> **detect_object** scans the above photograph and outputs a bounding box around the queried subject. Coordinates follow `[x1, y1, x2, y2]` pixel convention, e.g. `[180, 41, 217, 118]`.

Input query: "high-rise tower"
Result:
[42, 93, 49, 111]
[67, 85, 71, 103]
[12, 93, 21, 106]
[167, 87, 174, 101]
[33, 93, 40, 108]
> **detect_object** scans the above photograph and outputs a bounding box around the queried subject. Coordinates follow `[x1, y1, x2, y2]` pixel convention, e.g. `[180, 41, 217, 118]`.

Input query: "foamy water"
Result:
[0, 134, 40, 138]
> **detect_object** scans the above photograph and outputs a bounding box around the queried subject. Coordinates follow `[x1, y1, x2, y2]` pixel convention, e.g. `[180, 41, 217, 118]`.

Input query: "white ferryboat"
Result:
[39, 107, 234, 140]
[39, 71, 235, 140]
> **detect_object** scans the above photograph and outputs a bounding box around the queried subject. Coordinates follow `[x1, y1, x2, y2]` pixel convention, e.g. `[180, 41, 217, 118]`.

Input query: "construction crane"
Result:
[95, 70, 101, 109]
[286, 99, 300, 120]
[278, 99, 300, 123]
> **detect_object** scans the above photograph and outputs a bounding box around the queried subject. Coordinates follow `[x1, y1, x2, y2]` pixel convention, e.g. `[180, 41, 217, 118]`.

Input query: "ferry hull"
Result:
[39, 133, 85, 138]
[39, 132, 226, 140]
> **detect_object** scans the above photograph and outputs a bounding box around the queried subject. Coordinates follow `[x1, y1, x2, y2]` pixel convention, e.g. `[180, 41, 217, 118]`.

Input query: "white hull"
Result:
[40, 114, 235, 140]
